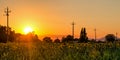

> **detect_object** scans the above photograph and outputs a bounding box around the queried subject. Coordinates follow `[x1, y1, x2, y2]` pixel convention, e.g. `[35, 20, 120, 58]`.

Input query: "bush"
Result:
[105, 34, 115, 42]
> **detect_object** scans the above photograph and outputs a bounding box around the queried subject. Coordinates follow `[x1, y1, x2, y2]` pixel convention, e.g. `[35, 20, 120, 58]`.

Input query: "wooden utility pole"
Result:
[4, 7, 11, 42]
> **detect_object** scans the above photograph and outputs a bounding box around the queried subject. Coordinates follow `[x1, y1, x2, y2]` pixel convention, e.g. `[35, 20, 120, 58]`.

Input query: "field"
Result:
[0, 42, 120, 60]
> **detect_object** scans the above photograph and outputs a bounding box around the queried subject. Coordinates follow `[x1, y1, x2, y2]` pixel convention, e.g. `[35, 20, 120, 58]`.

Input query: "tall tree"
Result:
[0, 25, 15, 43]
[79, 27, 88, 43]
[0, 25, 7, 43]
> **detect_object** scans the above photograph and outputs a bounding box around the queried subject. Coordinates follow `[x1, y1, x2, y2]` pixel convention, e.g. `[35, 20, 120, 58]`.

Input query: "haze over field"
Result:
[0, 0, 120, 39]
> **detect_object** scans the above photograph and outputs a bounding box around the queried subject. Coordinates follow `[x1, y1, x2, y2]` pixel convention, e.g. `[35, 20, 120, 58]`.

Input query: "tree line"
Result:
[0, 25, 118, 43]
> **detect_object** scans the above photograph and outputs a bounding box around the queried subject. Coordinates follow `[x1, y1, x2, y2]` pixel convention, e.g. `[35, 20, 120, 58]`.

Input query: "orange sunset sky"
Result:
[0, 0, 120, 39]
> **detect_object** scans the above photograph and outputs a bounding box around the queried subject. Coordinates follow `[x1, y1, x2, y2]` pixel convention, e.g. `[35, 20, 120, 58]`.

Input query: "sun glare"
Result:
[24, 26, 33, 34]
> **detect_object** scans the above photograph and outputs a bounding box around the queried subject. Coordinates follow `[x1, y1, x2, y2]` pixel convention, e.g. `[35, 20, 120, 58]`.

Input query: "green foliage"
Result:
[0, 42, 120, 60]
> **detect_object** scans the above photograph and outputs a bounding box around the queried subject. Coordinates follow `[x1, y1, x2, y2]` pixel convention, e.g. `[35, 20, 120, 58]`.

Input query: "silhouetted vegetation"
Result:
[0, 25, 40, 43]
[74, 38, 79, 41]
[25, 32, 40, 42]
[43, 37, 52, 43]
[61, 35, 74, 43]
[0, 24, 120, 60]
[105, 34, 115, 43]
[79, 27, 88, 43]
[0, 25, 15, 43]
[54, 38, 60, 43]
[0, 25, 118, 43]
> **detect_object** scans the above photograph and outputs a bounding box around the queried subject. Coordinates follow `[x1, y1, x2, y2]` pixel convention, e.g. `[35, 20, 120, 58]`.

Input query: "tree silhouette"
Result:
[43, 37, 52, 43]
[9, 30, 15, 42]
[54, 38, 60, 43]
[0, 25, 7, 43]
[66, 35, 74, 41]
[61, 35, 73, 42]
[14, 33, 22, 42]
[33, 34, 40, 42]
[61, 37, 66, 42]
[27, 32, 40, 42]
[79, 27, 88, 43]
[105, 34, 115, 42]
[0, 25, 15, 43]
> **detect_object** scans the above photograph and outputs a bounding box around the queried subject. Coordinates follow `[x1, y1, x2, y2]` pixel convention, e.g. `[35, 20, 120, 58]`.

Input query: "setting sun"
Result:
[24, 26, 33, 34]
